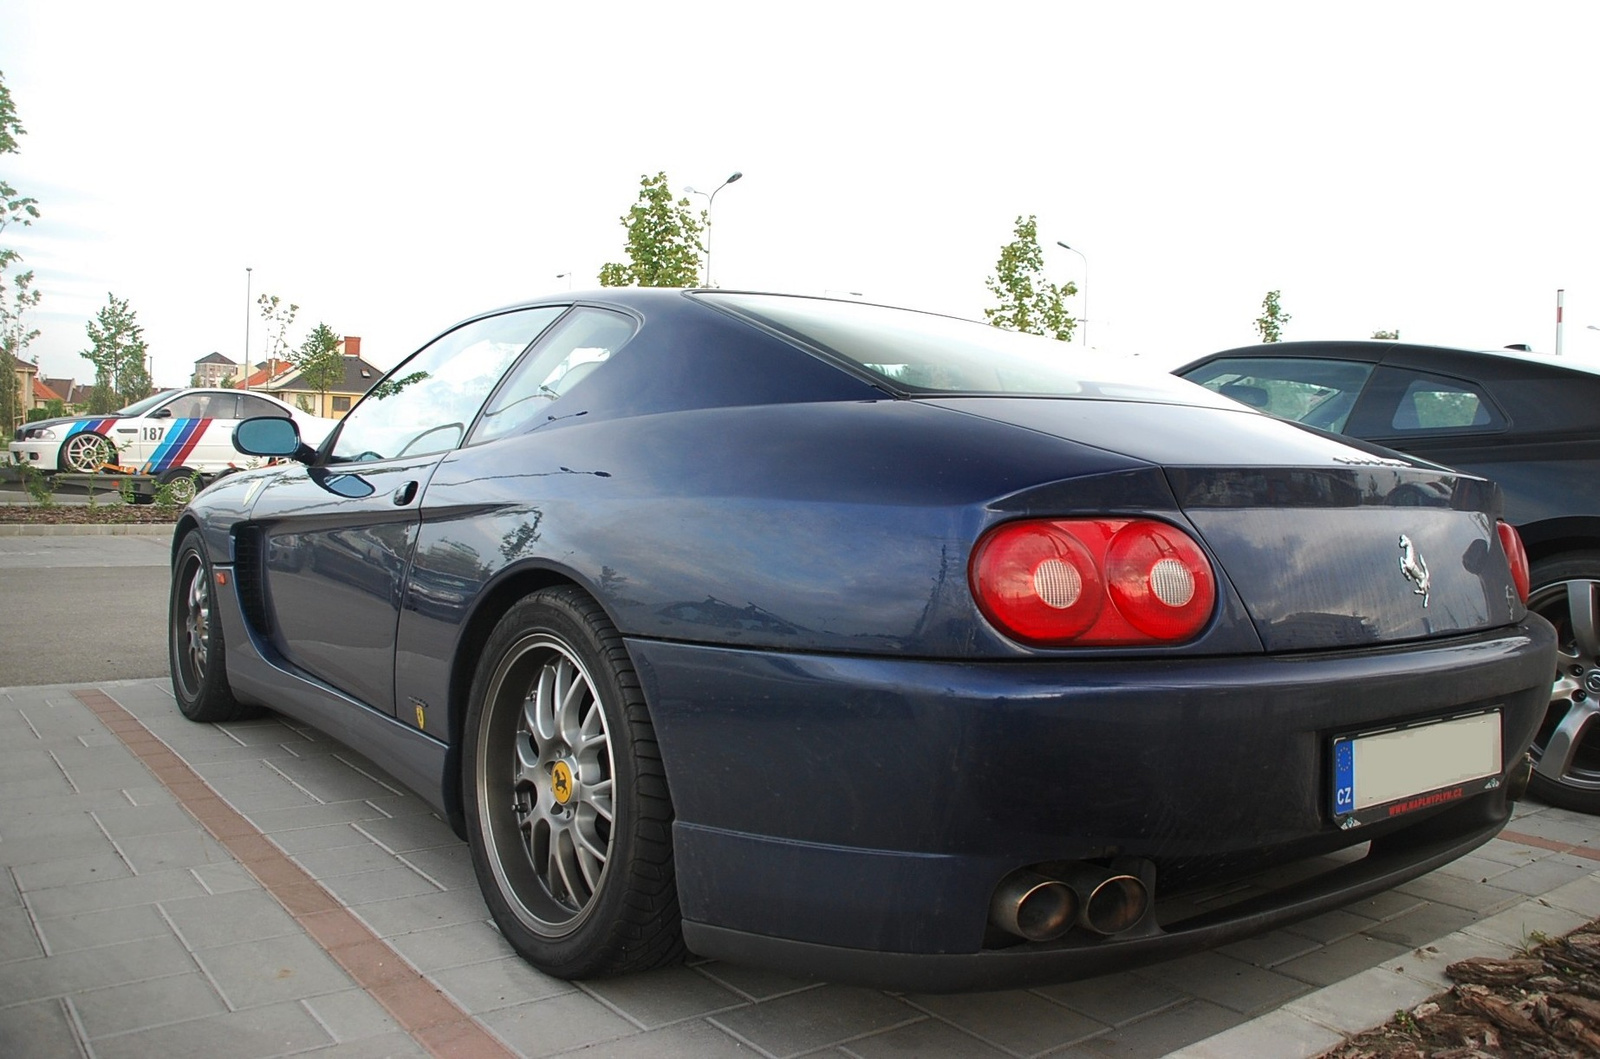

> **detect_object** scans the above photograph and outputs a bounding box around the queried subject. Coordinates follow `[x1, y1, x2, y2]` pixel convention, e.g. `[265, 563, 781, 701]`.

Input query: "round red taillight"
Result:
[1105, 522, 1216, 640]
[968, 521, 1105, 642]
[970, 518, 1217, 647]
[1496, 521, 1530, 604]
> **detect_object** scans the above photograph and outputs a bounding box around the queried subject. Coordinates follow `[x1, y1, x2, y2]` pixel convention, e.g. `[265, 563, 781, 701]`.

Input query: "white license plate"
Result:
[1333, 711, 1502, 822]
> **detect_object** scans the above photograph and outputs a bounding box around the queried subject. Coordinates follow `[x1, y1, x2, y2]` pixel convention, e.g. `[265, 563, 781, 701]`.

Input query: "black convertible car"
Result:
[169, 292, 1553, 991]
[1178, 342, 1600, 815]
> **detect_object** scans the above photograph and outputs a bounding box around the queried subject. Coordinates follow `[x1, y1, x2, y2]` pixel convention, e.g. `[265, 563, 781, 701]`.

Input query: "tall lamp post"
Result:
[1055, 241, 1088, 347]
[684, 171, 742, 287]
[243, 267, 253, 390]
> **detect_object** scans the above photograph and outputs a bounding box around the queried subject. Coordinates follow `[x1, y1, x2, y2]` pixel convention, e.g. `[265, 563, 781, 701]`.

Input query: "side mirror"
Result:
[234, 416, 314, 463]
[150, 408, 174, 419]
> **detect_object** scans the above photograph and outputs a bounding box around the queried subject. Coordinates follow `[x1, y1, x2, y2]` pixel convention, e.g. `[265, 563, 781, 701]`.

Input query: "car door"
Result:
[247, 306, 564, 716]
[139, 391, 241, 475]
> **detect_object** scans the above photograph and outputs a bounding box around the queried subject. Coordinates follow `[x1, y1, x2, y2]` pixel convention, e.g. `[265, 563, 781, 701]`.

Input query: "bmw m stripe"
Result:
[64, 418, 118, 438]
[142, 418, 211, 473]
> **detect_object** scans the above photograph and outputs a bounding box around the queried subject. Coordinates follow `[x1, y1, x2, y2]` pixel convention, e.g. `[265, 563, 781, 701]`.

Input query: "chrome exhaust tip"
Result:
[1061, 865, 1150, 936]
[989, 871, 1078, 942]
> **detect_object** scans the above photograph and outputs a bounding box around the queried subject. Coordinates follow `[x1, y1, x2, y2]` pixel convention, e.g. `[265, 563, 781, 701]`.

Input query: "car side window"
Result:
[470, 308, 638, 445]
[160, 393, 214, 419]
[1386, 374, 1498, 432]
[1181, 357, 1374, 432]
[237, 394, 291, 420]
[332, 307, 564, 463]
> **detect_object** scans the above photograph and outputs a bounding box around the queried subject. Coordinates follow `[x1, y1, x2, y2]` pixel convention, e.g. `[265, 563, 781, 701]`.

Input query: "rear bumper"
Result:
[682, 806, 1507, 992]
[627, 618, 1554, 990]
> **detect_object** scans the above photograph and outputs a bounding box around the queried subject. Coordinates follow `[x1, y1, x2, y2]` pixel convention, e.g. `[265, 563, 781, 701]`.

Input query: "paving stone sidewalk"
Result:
[1, 677, 1597, 1059]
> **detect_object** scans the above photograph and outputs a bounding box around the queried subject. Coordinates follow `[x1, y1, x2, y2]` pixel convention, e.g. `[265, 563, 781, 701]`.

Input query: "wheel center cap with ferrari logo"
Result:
[551, 761, 574, 805]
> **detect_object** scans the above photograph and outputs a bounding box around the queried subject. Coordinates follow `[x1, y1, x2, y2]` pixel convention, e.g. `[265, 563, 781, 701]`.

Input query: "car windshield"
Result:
[116, 391, 175, 417]
[696, 292, 1226, 405]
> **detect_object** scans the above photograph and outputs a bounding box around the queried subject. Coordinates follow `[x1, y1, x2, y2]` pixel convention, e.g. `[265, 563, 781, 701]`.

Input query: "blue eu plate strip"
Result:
[1333, 738, 1355, 816]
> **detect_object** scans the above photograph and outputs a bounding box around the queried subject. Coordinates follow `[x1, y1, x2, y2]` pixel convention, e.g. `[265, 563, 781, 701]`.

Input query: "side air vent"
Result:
[232, 527, 272, 638]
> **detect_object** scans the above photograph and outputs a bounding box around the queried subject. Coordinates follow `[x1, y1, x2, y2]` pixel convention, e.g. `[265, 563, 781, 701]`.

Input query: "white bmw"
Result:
[9, 388, 336, 483]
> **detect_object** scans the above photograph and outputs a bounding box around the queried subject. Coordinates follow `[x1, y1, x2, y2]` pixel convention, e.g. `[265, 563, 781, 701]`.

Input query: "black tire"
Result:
[1526, 552, 1600, 814]
[169, 530, 257, 722]
[463, 586, 683, 978]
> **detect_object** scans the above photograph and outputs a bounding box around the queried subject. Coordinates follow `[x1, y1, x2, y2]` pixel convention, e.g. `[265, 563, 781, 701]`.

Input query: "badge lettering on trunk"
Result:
[1399, 534, 1430, 608]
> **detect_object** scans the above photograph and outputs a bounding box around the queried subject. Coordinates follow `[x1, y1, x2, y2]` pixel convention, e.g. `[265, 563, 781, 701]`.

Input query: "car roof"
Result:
[1185, 340, 1600, 382]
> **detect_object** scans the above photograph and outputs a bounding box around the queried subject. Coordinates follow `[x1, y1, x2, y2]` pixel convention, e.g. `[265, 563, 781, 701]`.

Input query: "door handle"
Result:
[392, 481, 418, 506]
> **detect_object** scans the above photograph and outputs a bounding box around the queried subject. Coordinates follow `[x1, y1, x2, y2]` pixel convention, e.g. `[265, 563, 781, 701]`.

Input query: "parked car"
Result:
[169, 293, 1553, 991]
[1177, 341, 1600, 815]
[9, 387, 336, 498]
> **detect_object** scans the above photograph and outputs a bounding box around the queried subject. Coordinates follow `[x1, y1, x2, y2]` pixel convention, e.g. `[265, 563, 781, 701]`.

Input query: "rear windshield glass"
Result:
[694, 292, 1227, 405]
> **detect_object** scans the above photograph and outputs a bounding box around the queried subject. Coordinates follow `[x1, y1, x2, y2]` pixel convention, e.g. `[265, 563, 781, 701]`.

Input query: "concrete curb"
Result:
[0, 522, 176, 536]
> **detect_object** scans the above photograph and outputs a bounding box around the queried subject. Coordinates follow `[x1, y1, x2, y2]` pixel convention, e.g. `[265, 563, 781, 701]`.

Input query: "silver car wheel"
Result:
[61, 432, 114, 473]
[1529, 576, 1600, 796]
[174, 551, 210, 699]
[478, 633, 615, 936]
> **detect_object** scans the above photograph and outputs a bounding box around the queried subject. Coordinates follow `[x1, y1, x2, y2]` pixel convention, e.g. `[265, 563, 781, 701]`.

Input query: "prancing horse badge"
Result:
[1398, 534, 1430, 608]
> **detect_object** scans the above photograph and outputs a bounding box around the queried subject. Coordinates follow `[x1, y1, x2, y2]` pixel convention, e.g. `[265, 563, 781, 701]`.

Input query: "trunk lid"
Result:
[932, 397, 1523, 651]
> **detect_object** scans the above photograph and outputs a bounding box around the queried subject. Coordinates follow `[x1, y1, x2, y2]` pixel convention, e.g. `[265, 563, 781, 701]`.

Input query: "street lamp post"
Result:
[243, 267, 253, 390]
[1055, 241, 1088, 347]
[684, 171, 743, 287]
[556, 272, 573, 290]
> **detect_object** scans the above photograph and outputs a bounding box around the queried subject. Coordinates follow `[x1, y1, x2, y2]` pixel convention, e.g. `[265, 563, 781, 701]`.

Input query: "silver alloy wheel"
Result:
[478, 634, 615, 936]
[61, 432, 114, 473]
[1529, 577, 1600, 794]
[164, 472, 199, 505]
[175, 553, 210, 699]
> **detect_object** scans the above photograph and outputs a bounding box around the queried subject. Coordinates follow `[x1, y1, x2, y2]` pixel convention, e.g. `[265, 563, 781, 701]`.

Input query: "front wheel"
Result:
[463, 587, 682, 978]
[60, 432, 115, 473]
[1526, 553, 1600, 814]
[169, 530, 257, 722]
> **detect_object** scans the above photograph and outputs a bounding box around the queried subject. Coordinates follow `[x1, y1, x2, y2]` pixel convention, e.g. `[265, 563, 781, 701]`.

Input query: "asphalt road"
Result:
[0, 533, 172, 685]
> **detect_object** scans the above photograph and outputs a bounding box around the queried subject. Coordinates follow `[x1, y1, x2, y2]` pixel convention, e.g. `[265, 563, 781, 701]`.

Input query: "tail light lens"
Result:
[1496, 521, 1530, 604]
[970, 518, 1217, 646]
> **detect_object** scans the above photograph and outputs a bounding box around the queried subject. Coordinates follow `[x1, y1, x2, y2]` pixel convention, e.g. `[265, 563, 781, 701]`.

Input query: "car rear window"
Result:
[695, 292, 1227, 405]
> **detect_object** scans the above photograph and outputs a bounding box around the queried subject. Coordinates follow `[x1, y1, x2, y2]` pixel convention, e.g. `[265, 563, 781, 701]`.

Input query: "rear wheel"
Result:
[463, 586, 682, 978]
[60, 432, 115, 473]
[1526, 553, 1600, 814]
[169, 530, 258, 722]
[158, 468, 202, 505]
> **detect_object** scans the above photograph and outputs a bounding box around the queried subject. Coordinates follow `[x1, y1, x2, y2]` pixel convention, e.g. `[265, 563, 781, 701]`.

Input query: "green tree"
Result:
[1254, 290, 1291, 343]
[255, 293, 299, 382]
[597, 172, 704, 288]
[294, 322, 344, 415]
[0, 269, 40, 429]
[81, 294, 150, 412]
[1, 70, 42, 433]
[984, 215, 1076, 341]
[1371, 329, 1400, 340]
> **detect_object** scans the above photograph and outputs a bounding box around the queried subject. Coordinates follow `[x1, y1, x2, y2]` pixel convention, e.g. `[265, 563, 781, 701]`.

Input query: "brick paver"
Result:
[1, 677, 1596, 1059]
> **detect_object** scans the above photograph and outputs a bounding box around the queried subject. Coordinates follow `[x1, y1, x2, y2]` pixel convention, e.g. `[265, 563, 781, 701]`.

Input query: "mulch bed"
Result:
[1324, 919, 1600, 1057]
[0, 504, 181, 525]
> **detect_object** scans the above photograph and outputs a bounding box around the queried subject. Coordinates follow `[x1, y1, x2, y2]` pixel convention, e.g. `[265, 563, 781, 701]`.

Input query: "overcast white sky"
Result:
[3, 1, 1599, 388]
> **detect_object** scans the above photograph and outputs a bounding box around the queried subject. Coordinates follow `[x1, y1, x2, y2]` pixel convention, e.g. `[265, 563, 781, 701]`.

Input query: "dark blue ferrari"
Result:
[167, 290, 1555, 992]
